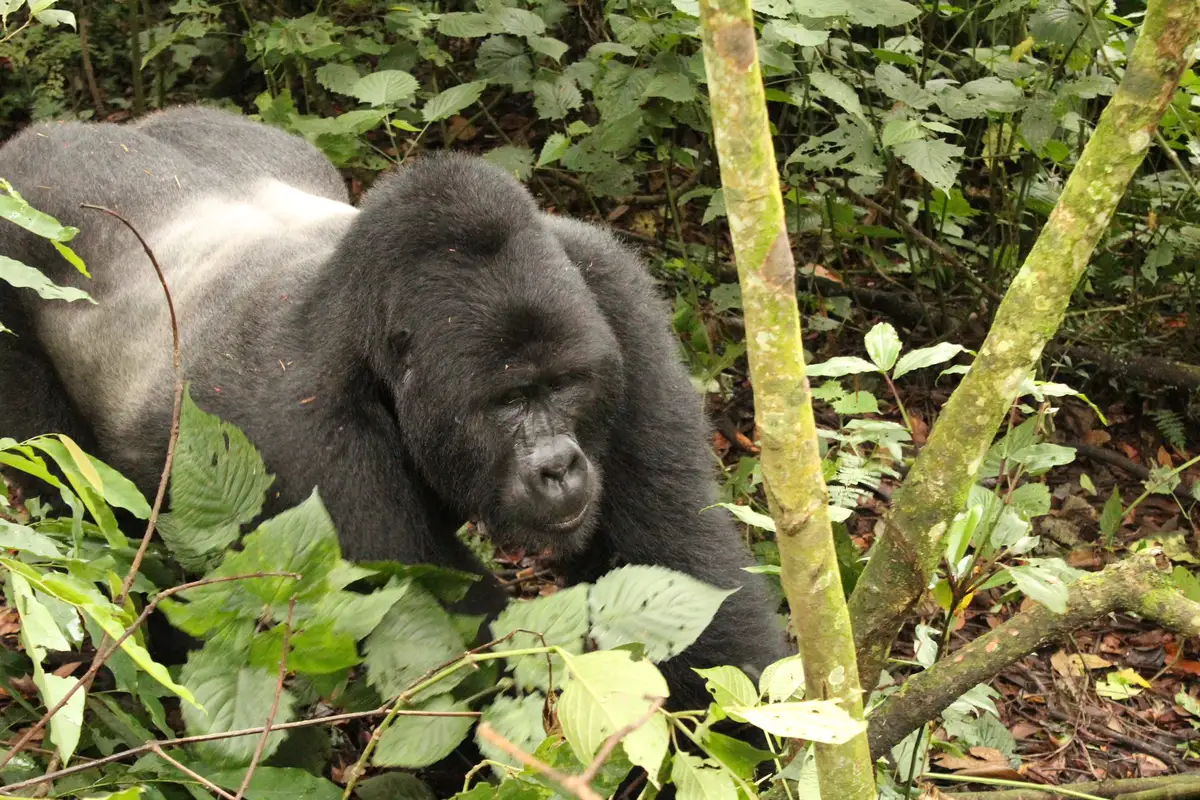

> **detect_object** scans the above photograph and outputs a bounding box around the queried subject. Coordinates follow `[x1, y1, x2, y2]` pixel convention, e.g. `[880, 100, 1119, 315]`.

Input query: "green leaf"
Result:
[83, 603, 200, 706]
[10, 571, 70, 656]
[437, 11, 501, 38]
[1009, 483, 1051, 518]
[558, 649, 669, 778]
[350, 70, 419, 107]
[250, 619, 359, 675]
[527, 36, 568, 62]
[831, 391, 879, 415]
[1099, 488, 1124, 543]
[845, 0, 920, 26]
[0, 191, 78, 242]
[709, 502, 775, 532]
[727, 700, 866, 744]
[809, 72, 865, 120]
[205, 766, 341, 800]
[893, 138, 965, 194]
[314, 63, 361, 97]
[422, 81, 487, 123]
[1007, 565, 1069, 613]
[36, 673, 85, 763]
[0, 256, 92, 303]
[159, 391, 274, 572]
[1172, 567, 1200, 603]
[483, 146, 535, 180]
[759, 655, 806, 702]
[881, 119, 926, 148]
[33, 8, 75, 28]
[373, 694, 475, 768]
[764, 21, 829, 47]
[588, 565, 735, 662]
[0, 521, 64, 558]
[494, 6, 546, 36]
[532, 77, 582, 121]
[355, 773, 437, 800]
[693, 665, 757, 711]
[671, 753, 737, 799]
[1008, 443, 1076, 475]
[537, 133, 571, 167]
[643, 72, 695, 103]
[364, 580, 468, 699]
[491, 585, 588, 691]
[476, 693, 548, 771]
[892, 342, 967, 378]
[805, 356, 878, 378]
[181, 649, 296, 766]
[874, 64, 934, 110]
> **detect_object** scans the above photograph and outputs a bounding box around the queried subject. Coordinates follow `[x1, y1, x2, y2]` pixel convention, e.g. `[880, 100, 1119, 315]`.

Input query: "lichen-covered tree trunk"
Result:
[847, 0, 1200, 692]
[696, 2, 873, 797]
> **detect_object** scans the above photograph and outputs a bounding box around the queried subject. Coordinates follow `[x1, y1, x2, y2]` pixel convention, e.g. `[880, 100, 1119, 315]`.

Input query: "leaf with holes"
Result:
[588, 565, 735, 662]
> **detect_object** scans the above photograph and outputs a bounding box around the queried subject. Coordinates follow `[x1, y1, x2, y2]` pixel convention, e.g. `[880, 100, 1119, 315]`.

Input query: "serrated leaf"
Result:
[423, 81, 487, 122]
[491, 585, 588, 691]
[882, 119, 925, 148]
[314, 63, 361, 96]
[809, 72, 864, 120]
[182, 649, 296, 766]
[759, 655, 806, 702]
[894, 138, 964, 193]
[436, 11, 500, 38]
[205, 767, 341, 800]
[493, 6, 545, 36]
[158, 391, 274, 572]
[643, 72, 695, 103]
[893, 342, 967, 378]
[537, 133, 571, 166]
[764, 21, 829, 47]
[558, 649, 669, 778]
[864, 322, 902, 371]
[875, 64, 933, 110]
[588, 565, 735, 662]
[483, 146, 535, 180]
[350, 70, 419, 107]
[373, 694, 475, 768]
[364, 581, 468, 699]
[0, 256, 93, 303]
[527, 35, 568, 62]
[476, 693, 548, 771]
[805, 356, 878, 378]
[728, 700, 866, 744]
[532, 76, 582, 120]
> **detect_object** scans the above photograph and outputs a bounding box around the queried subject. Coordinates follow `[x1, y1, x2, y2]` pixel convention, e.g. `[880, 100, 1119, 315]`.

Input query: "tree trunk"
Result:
[696, 2, 874, 797]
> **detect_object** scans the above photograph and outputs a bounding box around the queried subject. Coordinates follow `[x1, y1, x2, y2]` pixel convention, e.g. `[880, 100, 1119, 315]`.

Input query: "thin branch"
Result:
[151, 743, 237, 800]
[79, 202, 184, 608]
[1, 703, 481, 792]
[235, 597, 295, 800]
[578, 697, 665, 784]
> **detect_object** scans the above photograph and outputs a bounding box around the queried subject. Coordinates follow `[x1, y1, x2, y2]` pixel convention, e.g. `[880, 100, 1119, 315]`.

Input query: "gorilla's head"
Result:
[346, 155, 625, 557]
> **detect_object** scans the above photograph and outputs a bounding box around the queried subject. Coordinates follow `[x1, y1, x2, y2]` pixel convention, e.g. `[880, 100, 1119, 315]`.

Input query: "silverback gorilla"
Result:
[0, 106, 785, 706]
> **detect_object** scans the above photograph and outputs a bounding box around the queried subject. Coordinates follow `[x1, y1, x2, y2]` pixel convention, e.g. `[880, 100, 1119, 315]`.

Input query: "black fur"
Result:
[0, 106, 786, 707]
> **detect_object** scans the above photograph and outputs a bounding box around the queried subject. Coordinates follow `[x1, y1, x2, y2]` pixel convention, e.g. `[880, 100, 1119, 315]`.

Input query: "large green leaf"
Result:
[557, 649, 669, 778]
[893, 138, 964, 193]
[670, 753, 737, 800]
[205, 766, 341, 800]
[159, 391, 275, 572]
[491, 585, 588, 691]
[588, 565, 735, 662]
[181, 649, 296, 766]
[350, 70, 419, 107]
[476, 693, 547, 771]
[422, 81, 487, 123]
[373, 694, 475, 768]
[0, 256, 92, 303]
[363, 580, 467, 699]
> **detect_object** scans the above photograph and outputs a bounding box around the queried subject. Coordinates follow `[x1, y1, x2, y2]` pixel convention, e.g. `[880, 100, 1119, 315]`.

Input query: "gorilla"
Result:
[0, 106, 786, 707]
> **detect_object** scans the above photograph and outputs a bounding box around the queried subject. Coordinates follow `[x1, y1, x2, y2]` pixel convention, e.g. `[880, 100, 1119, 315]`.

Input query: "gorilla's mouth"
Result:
[543, 503, 590, 534]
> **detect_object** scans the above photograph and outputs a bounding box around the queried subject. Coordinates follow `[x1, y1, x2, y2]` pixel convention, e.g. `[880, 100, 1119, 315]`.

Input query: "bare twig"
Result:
[79, 203, 184, 607]
[151, 743, 237, 800]
[579, 697, 665, 785]
[235, 597, 296, 800]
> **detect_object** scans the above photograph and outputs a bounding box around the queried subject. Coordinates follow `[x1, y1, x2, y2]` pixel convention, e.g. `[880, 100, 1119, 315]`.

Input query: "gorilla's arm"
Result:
[543, 216, 789, 708]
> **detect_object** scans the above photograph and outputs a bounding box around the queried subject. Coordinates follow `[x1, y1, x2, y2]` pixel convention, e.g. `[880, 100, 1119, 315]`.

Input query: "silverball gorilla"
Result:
[0, 106, 786, 707]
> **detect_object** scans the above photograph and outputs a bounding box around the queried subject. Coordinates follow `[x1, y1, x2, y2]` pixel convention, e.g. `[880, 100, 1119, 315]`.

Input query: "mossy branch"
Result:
[846, 0, 1200, 691]
[695, 0, 874, 797]
[866, 551, 1200, 759]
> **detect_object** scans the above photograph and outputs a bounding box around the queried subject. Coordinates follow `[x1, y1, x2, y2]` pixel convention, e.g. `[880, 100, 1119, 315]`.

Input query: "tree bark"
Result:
[866, 551, 1200, 759]
[846, 0, 1200, 692]
[695, 2, 874, 798]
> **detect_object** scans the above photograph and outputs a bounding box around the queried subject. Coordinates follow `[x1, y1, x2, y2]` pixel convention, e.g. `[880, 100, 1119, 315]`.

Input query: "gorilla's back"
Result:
[0, 106, 356, 471]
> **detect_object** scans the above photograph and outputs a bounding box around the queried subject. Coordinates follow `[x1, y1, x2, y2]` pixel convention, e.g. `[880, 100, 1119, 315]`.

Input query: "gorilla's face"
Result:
[380, 234, 624, 558]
